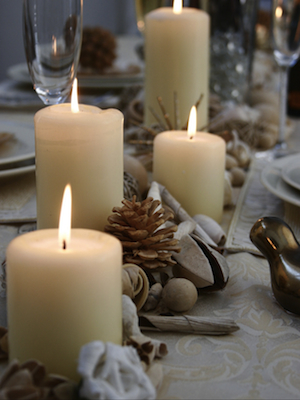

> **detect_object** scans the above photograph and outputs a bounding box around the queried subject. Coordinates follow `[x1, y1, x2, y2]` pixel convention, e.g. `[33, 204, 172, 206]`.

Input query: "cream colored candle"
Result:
[153, 108, 225, 222]
[34, 102, 123, 231]
[144, 4, 209, 130]
[7, 212, 122, 380]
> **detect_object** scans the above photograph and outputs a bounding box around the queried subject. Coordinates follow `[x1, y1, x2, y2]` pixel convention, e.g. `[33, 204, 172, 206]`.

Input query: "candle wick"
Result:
[189, 135, 194, 140]
[63, 240, 67, 250]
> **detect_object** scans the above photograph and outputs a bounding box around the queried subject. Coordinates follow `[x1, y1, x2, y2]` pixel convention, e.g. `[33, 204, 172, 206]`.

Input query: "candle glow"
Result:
[71, 78, 79, 113]
[275, 6, 283, 18]
[52, 36, 57, 55]
[173, 0, 182, 14]
[187, 106, 197, 140]
[58, 184, 72, 249]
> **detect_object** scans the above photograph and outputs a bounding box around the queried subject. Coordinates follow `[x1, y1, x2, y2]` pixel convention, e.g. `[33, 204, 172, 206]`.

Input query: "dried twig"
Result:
[157, 96, 173, 130]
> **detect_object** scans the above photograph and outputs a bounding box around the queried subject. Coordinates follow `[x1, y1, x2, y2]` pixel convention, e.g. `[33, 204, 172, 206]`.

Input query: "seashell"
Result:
[161, 278, 198, 313]
[143, 283, 163, 312]
[192, 214, 226, 246]
[226, 154, 238, 170]
[173, 220, 197, 241]
[124, 154, 149, 196]
[258, 131, 277, 149]
[157, 182, 218, 247]
[224, 171, 233, 206]
[122, 264, 149, 311]
[227, 141, 251, 168]
[191, 233, 229, 291]
[230, 167, 246, 187]
[172, 235, 215, 288]
[255, 103, 279, 125]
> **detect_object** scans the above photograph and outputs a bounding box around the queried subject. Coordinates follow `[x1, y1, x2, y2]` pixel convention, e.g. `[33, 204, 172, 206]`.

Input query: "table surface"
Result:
[0, 94, 300, 400]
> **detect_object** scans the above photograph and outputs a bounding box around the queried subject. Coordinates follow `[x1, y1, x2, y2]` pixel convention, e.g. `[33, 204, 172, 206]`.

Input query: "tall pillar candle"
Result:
[6, 228, 122, 381]
[153, 130, 226, 223]
[34, 104, 123, 231]
[144, 6, 210, 130]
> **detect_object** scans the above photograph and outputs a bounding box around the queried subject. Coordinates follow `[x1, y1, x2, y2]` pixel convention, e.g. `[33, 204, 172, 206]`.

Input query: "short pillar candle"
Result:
[6, 229, 122, 381]
[153, 108, 225, 222]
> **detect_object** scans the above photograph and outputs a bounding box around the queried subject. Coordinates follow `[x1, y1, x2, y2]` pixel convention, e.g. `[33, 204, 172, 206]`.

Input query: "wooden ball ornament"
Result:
[162, 278, 198, 313]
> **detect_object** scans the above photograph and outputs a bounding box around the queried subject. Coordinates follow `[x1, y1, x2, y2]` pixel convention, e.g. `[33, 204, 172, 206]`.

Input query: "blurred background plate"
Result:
[0, 120, 35, 166]
[261, 154, 300, 207]
[281, 159, 300, 192]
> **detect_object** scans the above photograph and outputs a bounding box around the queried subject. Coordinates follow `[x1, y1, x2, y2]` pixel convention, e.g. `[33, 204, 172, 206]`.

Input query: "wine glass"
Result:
[23, 0, 83, 105]
[272, 0, 300, 153]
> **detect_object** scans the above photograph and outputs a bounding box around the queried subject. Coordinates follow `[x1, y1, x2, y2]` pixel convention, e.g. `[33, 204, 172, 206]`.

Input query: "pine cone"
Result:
[79, 26, 117, 72]
[0, 359, 77, 400]
[105, 196, 181, 269]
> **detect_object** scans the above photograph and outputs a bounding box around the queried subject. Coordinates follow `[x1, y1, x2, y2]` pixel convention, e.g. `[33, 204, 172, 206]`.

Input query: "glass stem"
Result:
[278, 65, 288, 145]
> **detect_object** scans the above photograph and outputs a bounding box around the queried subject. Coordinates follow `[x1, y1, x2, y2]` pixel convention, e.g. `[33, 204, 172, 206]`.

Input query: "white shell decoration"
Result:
[77, 341, 156, 400]
[192, 214, 226, 246]
[122, 263, 149, 311]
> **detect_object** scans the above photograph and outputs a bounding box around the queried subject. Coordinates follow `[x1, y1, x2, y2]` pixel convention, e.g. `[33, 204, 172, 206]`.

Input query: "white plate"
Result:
[261, 154, 300, 207]
[281, 158, 300, 191]
[0, 120, 35, 166]
[0, 164, 35, 180]
[7, 36, 144, 89]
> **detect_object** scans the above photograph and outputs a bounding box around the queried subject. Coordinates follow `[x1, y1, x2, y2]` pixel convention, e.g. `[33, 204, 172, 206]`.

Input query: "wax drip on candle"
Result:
[173, 0, 182, 14]
[59, 184, 72, 250]
[187, 106, 197, 140]
[71, 78, 79, 113]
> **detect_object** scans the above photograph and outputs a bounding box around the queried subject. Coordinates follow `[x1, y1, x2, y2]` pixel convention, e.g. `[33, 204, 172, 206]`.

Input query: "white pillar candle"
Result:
[6, 186, 122, 381]
[153, 108, 225, 223]
[144, 5, 210, 130]
[34, 102, 123, 231]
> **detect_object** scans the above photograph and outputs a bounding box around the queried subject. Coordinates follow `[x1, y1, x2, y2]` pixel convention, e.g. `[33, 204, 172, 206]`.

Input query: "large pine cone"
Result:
[105, 196, 181, 269]
[79, 26, 117, 72]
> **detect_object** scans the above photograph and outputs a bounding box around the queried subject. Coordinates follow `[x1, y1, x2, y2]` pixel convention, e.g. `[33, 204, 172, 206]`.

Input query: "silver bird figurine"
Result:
[250, 216, 300, 315]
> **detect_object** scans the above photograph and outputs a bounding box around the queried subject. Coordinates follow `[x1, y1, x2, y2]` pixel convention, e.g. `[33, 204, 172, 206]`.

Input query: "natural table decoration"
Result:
[106, 180, 234, 322]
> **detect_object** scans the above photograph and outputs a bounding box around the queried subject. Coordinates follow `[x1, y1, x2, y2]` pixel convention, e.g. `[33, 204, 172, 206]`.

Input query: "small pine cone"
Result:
[104, 196, 181, 270]
[79, 26, 117, 72]
[0, 359, 77, 400]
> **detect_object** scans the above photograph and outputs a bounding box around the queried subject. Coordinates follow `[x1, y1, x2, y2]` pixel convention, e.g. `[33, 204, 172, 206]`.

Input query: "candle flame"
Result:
[173, 0, 182, 14]
[52, 36, 57, 55]
[275, 6, 283, 18]
[187, 106, 197, 140]
[59, 184, 72, 250]
[71, 78, 79, 113]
